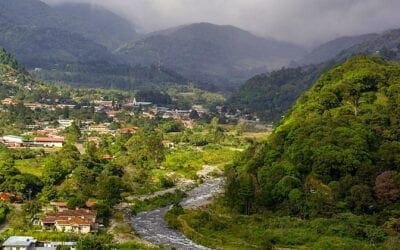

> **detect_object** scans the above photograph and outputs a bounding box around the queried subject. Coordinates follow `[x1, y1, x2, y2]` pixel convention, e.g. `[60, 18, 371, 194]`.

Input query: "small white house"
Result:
[2, 236, 37, 250]
[2, 135, 25, 147]
[58, 119, 74, 129]
[2, 135, 24, 144]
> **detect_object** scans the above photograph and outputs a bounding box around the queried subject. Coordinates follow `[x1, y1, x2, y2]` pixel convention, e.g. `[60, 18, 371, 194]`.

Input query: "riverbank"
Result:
[128, 164, 225, 249]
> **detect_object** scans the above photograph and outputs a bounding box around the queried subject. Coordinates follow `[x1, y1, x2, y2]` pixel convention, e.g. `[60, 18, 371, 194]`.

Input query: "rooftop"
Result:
[2, 236, 37, 247]
[34, 137, 65, 143]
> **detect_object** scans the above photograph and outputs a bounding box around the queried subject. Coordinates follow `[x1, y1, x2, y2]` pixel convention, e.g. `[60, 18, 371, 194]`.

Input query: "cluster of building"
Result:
[1, 135, 65, 148]
[0, 95, 212, 150]
[1, 98, 76, 111]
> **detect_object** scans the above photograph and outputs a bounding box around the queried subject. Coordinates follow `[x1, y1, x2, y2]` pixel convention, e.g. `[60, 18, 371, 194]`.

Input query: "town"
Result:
[0, 89, 268, 249]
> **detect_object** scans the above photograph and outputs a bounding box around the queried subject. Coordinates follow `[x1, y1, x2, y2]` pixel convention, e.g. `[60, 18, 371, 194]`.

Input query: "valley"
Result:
[1, 1, 400, 249]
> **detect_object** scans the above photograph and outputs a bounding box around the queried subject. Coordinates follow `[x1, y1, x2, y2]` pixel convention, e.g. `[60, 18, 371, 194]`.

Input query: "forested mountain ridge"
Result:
[118, 22, 306, 90]
[53, 3, 138, 49]
[227, 56, 400, 219]
[227, 63, 332, 122]
[229, 28, 400, 122]
[336, 28, 400, 62]
[0, 0, 186, 90]
[299, 33, 379, 65]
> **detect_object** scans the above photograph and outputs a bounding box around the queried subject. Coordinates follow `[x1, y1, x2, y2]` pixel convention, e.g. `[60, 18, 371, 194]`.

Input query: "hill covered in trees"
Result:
[228, 28, 400, 122]
[118, 22, 306, 90]
[227, 56, 400, 219]
[53, 2, 138, 50]
[227, 64, 330, 122]
[299, 33, 378, 65]
[0, 0, 186, 90]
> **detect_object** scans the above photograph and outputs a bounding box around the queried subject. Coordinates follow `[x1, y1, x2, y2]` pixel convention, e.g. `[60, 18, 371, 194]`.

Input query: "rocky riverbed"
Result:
[130, 177, 225, 249]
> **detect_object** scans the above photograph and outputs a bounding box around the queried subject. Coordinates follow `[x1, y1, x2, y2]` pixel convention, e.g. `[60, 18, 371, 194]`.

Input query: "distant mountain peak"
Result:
[118, 22, 306, 90]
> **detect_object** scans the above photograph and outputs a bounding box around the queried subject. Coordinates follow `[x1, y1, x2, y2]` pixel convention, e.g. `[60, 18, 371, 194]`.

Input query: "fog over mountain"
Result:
[43, 0, 400, 47]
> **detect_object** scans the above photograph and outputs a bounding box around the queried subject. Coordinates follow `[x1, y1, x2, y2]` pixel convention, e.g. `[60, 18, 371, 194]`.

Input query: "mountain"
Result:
[226, 56, 400, 218]
[0, 0, 120, 69]
[301, 28, 400, 66]
[227, 63, 331, 122]
[0, 0, 186, 90]
[300, 33, 378, 65]
[118, 22, 306, 90]
[230, 28, 400, 121]
[336, 28, 400, 62]
[53, 3, 137, 49]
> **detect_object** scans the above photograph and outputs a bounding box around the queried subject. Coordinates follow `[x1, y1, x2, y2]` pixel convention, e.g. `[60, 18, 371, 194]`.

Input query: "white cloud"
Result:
[43, 0, 400, 46]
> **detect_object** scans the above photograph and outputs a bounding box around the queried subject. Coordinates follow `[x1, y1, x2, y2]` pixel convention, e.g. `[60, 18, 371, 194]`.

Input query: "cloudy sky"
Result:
[44, 0, 400, 47]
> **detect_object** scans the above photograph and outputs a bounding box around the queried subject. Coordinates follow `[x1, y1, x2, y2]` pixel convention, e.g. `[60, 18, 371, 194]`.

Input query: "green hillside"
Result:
[167, 56, 400, 249]
[227, 64, 330, 122]
[0, 48, 36, 95]
[228, 56, 400, 216]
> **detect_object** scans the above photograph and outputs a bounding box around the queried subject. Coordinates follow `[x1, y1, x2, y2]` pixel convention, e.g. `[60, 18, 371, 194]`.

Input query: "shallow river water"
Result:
[130, 177, 225, 249]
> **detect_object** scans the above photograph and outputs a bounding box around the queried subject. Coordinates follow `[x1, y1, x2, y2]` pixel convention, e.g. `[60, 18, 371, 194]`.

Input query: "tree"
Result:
[189, 109, 200, 120]
[374, 171, 400, 204]
[236, 173, 256, 215]
[125, 128, 164, 166]
[346, 184, 375, 214]
[65, 121, 81, 143]
[96, 175, 122, 206]
[76, 235, 110, 250]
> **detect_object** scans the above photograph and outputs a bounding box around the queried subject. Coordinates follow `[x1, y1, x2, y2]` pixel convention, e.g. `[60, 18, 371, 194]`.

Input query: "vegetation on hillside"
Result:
[168, 56, 400, 248]
[227, 63, 331, 122]
[227, 56, 400, 217]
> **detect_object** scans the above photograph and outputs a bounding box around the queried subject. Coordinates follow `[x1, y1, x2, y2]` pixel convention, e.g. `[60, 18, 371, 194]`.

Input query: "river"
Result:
[130, 177, 225, 249]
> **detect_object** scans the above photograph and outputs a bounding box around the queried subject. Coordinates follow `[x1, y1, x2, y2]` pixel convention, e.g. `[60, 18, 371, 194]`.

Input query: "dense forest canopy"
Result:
[227, 64, 330, 122]
[226, 56, 400, 219]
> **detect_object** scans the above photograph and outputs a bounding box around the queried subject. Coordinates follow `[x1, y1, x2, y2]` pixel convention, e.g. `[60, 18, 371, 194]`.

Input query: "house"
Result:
[0, 192, 22, 203]
[41, 241, 76, 250]
[2, 135, 25, 147]
[2, 236, 37, 250]
[87, 124, 110, 134]
[34, 137, 64, 148]
[2, 236, 76, 250]
[1, 98, 17, 106]
[142, 112, 155, 119]
[101, 154, 113, 160]
[40, 209, 98, 234]
[117, 127, 138, 134]
[58, 119, 74, 129]
[162, 140, 175, 148]
[87, 136, 101, 144]
[55, 217, 93, 234]
[182, 120, 194, 129]
[24, 103, 50, 110]
[56, 104, 76, 109]
[133, 97, 152, 106]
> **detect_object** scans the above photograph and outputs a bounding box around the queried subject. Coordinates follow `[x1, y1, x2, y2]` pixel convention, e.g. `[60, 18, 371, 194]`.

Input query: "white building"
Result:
[2, 236, 37, 250]
[2, 135, 25, 147]
[58, 119, 74, 129]
[34, 137, 65, 148]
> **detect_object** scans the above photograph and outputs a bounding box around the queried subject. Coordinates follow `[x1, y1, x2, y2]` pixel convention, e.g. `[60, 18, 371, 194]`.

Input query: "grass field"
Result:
[14, 158, 45, 177]
[162, 144, 238, 179]
[166, 201, 400, 249]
